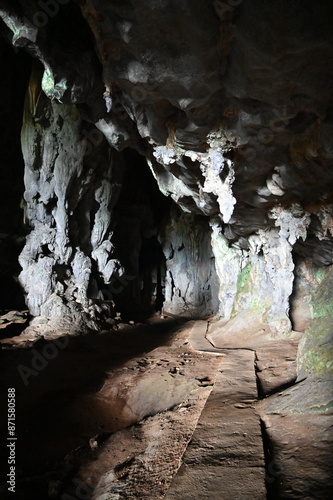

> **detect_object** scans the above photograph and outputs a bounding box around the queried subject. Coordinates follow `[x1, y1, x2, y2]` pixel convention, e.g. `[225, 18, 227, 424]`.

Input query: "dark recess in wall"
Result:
[111, 148, 171, 318]
[0, 40, 31, 310]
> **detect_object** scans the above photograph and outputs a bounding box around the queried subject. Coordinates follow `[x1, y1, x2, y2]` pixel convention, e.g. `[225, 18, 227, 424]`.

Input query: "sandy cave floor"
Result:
[0, 315, 222, 499]
[0, 312, 333, 500]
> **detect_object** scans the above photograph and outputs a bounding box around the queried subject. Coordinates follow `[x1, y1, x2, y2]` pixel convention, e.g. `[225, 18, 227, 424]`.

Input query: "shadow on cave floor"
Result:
[1, 315, 332, 500]
[0, 315, 197, 498]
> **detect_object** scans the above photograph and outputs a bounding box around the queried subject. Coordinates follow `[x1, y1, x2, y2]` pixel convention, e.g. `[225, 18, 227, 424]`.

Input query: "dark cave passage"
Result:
[110, 148, 170, 320]
[0, 42, 31, 312]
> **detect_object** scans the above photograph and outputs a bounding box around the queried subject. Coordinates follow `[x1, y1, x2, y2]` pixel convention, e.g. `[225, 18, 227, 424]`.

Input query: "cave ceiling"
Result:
[1, 0, 333, 254]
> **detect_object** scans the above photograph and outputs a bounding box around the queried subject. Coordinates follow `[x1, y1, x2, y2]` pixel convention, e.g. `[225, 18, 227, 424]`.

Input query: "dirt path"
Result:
[165, 349, 266, 500]
[1, 314, 332, 499]
[0, 316, 222, 499]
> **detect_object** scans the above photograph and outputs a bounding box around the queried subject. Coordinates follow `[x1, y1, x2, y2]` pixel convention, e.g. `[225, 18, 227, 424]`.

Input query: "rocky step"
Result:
[164, 349, 266, 500]
[188, 319, 224, 354]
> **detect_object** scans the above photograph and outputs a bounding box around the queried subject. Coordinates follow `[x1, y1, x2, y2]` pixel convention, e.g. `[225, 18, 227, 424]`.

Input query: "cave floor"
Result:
[1, 314, 333, 499]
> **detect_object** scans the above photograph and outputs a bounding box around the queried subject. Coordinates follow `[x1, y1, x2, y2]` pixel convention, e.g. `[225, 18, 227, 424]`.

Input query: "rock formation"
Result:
[0, 0, 332, 412]
[1, 3, 333, 500]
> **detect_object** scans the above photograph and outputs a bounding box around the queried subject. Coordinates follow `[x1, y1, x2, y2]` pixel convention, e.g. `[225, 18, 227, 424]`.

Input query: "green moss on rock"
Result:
[236, 263, 251, 294]
[298, 266, 333, 380]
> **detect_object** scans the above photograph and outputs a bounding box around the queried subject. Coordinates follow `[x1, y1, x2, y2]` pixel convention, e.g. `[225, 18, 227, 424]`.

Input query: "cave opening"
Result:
[0, 40, 31, 312]
[111, 148, 171, 320]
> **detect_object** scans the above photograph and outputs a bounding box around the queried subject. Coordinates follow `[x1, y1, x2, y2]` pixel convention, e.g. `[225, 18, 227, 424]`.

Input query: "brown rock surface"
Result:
[165, 349, 266, 500]
[261, 413, 333, 499]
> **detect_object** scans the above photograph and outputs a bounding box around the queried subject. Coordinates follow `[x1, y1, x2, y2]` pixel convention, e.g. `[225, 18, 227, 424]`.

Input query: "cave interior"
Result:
[0, 1, 333, 499]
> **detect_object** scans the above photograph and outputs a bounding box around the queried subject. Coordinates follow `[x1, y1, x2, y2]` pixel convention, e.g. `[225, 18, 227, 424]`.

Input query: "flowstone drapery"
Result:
[18, 70, 122, 333]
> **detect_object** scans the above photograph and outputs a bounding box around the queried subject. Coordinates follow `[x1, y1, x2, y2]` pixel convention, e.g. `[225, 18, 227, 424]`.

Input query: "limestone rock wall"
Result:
[160, 206, 219, 317]
[297, 266, 333, 384]
[18, 67, 123, 332]
[0, 0, 333, 340]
